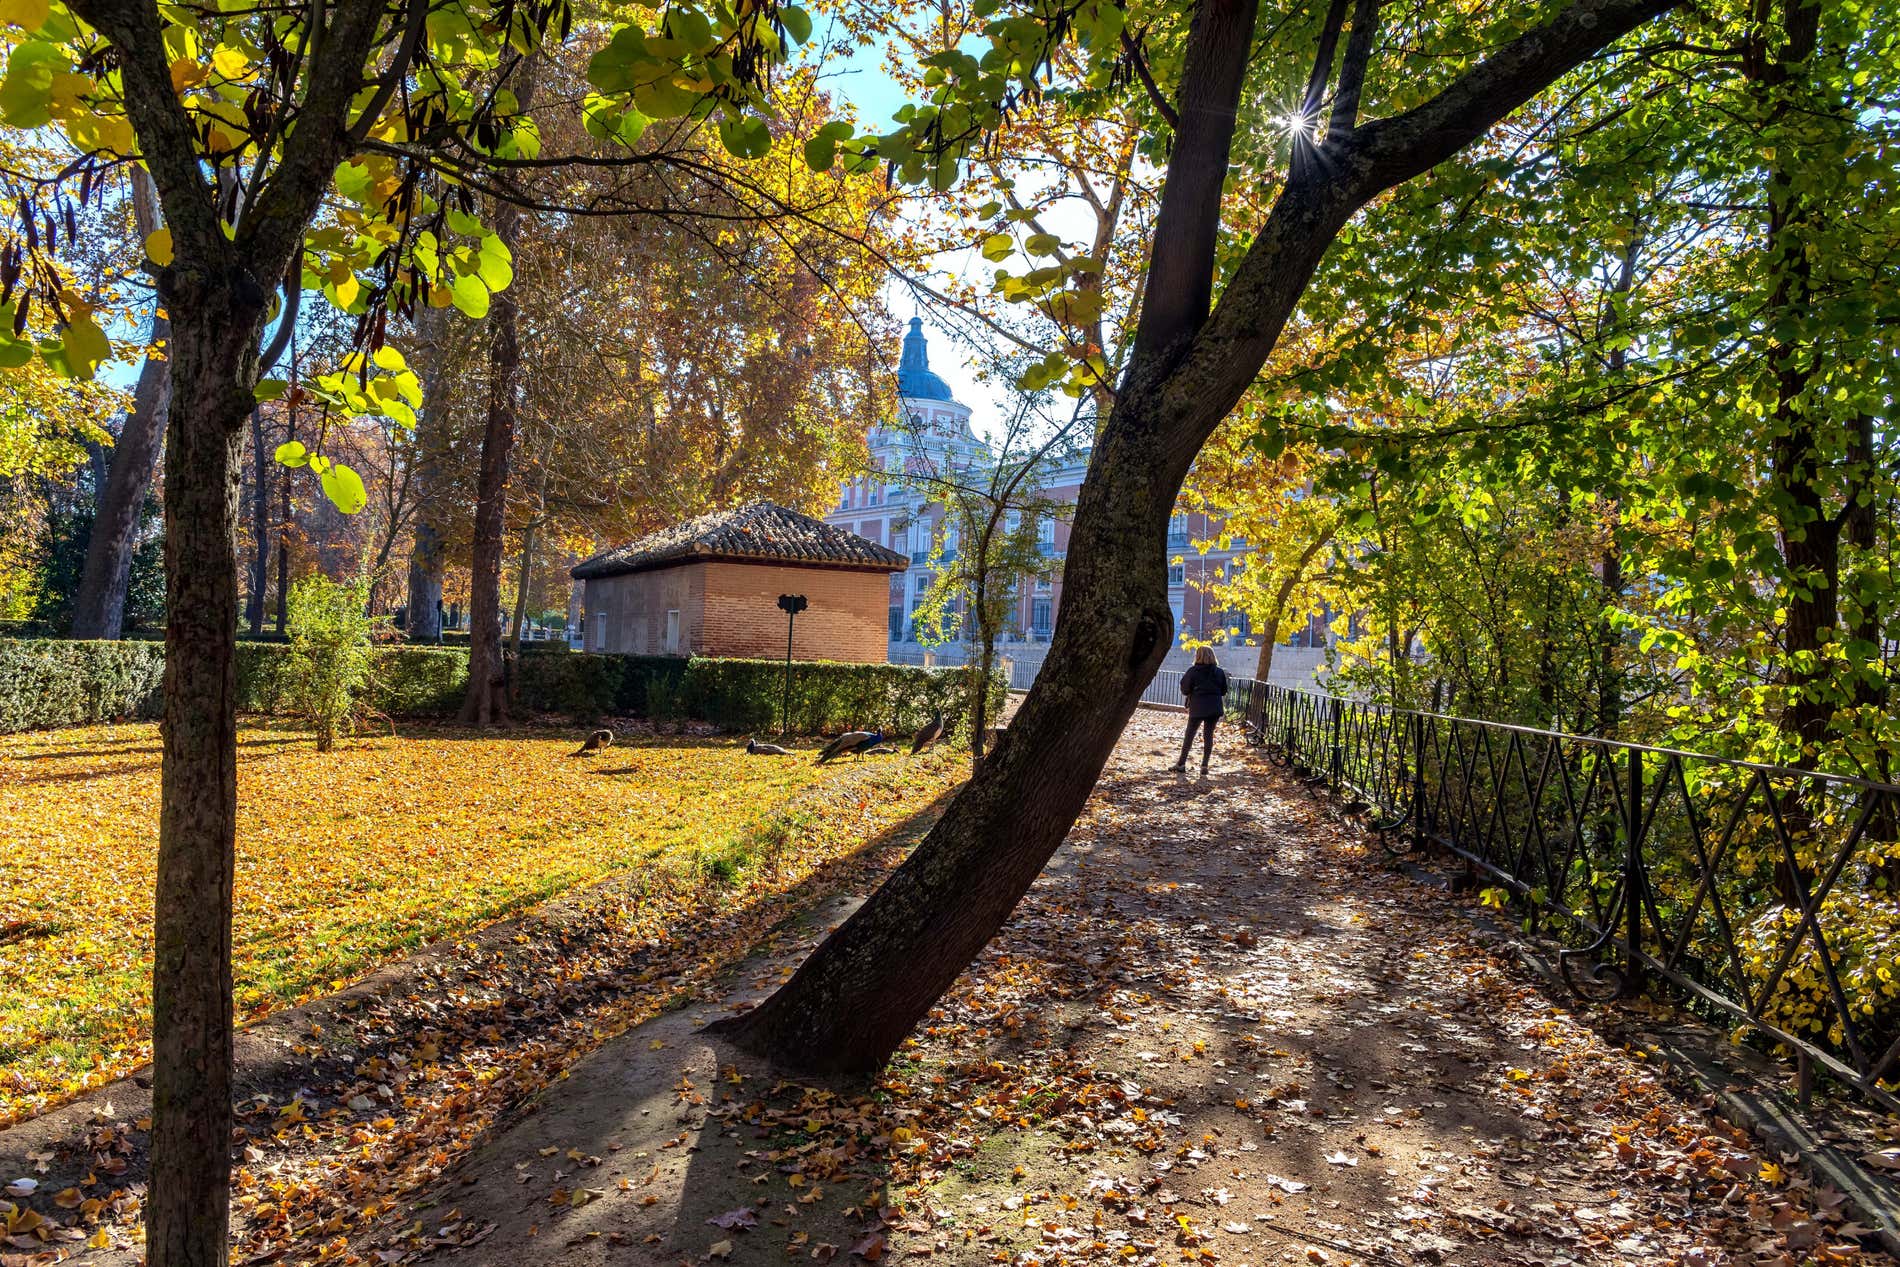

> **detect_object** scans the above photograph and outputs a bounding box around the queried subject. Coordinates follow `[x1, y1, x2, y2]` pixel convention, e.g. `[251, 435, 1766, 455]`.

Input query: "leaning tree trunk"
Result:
[71, 169, 170, 640]
[148, 287, 264, 1267]
[712, 430, 1179, 1069]
[714, 0, 1679, 1074]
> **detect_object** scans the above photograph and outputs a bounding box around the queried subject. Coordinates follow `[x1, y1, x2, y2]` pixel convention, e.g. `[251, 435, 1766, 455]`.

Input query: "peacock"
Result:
[909, 711, 946, 755]
[571, 728, 614, 756]
[816, 728, 883, 763]
[746, 737, 792, 756]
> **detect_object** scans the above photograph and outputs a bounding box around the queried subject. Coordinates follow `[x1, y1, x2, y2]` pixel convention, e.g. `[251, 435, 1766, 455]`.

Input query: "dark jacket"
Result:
[1180, 662, 1229, 719]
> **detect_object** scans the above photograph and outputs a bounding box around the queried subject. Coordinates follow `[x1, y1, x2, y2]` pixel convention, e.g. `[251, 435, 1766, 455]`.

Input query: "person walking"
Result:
[1171, 647, 1229, 775]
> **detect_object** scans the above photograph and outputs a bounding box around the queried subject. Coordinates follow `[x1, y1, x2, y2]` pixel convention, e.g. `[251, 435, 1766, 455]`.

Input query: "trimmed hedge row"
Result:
[1, 638, 991, 737]
[516, 648, 1004, 736]
[232, 642, 468, 718]
[0, 639, 167, 732]
[0, 639, 469, 733]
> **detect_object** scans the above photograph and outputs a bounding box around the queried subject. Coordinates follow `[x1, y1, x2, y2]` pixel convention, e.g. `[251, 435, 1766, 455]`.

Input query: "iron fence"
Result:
[1142, 669, 1185, 708]
[1234, 679, 1900, 1111]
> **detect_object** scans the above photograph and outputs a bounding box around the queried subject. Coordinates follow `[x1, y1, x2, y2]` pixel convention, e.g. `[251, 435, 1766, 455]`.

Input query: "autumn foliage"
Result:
[0, 722, 963, 1123]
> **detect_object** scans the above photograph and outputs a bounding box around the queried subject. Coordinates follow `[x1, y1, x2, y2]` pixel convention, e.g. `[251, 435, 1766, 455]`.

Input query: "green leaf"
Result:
[475, 236, 513, 290]
[52, 316, 109, 379]
[980, 233, 1013, 261]
[321, 462, 368, 515]
[254, 377, 288, 402]
[275, 440, 310, 468]
[780, 5, 812, 44]
[0, 338, 31, 369]
[717, 115, 771, 160]
[803, 134, 836, 171]
[450, 273, 490, 318]
[0, 40, 67, 128]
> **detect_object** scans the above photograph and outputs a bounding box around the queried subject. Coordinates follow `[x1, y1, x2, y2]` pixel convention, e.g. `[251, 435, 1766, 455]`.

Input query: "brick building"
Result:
[571, 503, 907, 661]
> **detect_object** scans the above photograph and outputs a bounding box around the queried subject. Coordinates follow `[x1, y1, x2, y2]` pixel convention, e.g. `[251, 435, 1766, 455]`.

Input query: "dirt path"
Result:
[353, 714, 1890, 1267]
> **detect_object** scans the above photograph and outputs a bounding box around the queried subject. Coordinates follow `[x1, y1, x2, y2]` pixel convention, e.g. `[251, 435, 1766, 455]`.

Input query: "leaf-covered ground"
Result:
[336, 713, 1895, 1267]
[3, 714, 1894, 1267]
[0, 720, 955, 1123]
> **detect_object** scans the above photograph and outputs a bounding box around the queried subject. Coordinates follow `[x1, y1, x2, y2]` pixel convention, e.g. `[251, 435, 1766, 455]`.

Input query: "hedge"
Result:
[517, 650, 1004, 736]
[0, 639, 468, 733]
[0, 639, 167, 732]
[1, 638, 991, 737]
[231, 642, 469, 718]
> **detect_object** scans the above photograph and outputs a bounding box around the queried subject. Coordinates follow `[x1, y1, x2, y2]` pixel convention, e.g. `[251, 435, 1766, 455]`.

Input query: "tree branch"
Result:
[1324, 0, 1380, 139]
[1127, 0, 1261, 369]
[1119, 30, 1180, 130]
[63, 0, 224, 256]
[1154, 0, 1681, 470]
[346, 0, 429, 144]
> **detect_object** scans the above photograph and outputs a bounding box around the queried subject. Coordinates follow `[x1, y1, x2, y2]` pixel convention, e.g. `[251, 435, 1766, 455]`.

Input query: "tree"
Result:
[907, 392, 1080, 764]
[68, 168, 167, 639]
[713, 0, 1685, 1072]
[0, 0, 868, 1258]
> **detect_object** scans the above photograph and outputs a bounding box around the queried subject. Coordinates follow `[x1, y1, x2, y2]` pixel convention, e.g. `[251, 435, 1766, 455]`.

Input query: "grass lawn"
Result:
[0, 719, 953, 1123]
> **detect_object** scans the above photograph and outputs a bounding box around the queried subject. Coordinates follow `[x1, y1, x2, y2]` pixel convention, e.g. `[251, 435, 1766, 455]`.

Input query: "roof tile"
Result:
[570, 502, 908, 580]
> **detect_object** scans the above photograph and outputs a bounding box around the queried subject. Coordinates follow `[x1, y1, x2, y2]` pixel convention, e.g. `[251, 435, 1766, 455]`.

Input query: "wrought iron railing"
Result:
[1142, 669, 1186, 708]
[1233, 679, 1900, 1111]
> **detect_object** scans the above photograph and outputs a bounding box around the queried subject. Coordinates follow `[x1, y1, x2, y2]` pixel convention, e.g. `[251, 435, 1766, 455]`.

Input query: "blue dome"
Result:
[897, 317, 958, 403]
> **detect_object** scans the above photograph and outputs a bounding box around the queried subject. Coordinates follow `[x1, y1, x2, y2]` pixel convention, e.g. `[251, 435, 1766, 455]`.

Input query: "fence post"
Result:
[1329, 696, 1344, 788]
[1624, 745, 1645, 991]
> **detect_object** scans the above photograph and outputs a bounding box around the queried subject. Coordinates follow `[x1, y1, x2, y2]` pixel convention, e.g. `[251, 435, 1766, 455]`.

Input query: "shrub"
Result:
[684, 657, 996, 736]
[285, 575, 381, 750]
[516, 652, 1002, 737]
[370, 646, 468, 716]
[0, 639, 166, 733]
[1, 637, 466, 732]
[515, 651, 687, 719]
[515, 648, 623, 719]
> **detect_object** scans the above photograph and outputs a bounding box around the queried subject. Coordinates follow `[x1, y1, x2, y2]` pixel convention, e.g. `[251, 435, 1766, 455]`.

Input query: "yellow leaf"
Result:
[169, 58, 206, 93]
[0, 0, 49, 31]
[211, 45, 248, 79]
[145, 227, 173, 266]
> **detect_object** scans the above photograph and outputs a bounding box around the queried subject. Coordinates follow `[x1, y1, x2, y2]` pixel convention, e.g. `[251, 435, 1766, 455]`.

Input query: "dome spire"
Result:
[896, 316, 958, 403]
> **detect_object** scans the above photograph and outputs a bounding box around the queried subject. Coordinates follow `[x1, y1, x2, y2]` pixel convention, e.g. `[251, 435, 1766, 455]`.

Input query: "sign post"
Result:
[776, 594, 808, 738]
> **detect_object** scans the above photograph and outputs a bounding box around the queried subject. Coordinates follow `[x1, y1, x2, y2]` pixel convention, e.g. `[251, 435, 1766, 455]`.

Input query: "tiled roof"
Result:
[570, 502, 909, 580]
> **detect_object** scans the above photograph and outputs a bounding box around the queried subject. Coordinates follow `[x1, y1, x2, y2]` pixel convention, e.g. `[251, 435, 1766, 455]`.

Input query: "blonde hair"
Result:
[1193, 646, 1217, 666]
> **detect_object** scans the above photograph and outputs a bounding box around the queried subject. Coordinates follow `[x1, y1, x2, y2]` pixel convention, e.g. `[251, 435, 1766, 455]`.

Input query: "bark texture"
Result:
[459, 197, 525, 724]
[147, 277, 265, 1267]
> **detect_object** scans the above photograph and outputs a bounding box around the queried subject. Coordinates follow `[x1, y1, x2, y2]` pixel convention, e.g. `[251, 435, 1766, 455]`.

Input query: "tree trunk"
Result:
[1761, 0, 1831, 765]
[71, 170, 170, 640]
[460, 58, 536, 725]
[245, 409, 270, 636]
[459, 253, 522, 722]
[404, 304, 450, 642]
[710, 429, 1178, 1070]
[1252, 527, 1333, 682]
[508, 516, 538, 665]
[147, 291, 263, 1267]
[275, 364, 296, 638]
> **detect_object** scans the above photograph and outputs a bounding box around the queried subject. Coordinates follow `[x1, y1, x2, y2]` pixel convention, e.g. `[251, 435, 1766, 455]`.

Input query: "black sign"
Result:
[777, 594, 809, 615]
